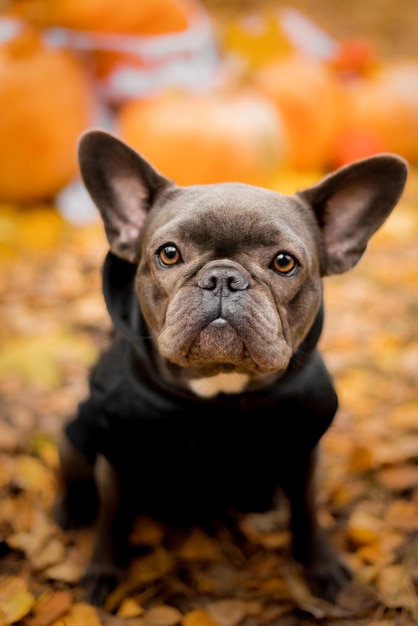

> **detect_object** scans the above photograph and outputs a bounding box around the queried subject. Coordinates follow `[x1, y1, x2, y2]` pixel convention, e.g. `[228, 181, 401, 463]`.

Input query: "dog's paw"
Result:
[306, 552, 352, 603]
[54, 481, 99, 530]
[83, 563, 124, 607]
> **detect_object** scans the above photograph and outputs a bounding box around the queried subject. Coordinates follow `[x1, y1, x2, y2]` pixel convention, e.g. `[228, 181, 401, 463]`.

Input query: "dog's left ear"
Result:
[298, 154, 408, 275]
[78, 130, 173, 263]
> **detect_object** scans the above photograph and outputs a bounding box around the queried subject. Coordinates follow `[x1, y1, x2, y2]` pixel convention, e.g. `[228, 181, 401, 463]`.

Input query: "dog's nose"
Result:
[197, 262, 249, 294]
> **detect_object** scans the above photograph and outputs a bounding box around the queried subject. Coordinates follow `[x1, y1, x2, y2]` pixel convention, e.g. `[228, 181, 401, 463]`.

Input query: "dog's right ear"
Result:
[78, 130, 173, 263]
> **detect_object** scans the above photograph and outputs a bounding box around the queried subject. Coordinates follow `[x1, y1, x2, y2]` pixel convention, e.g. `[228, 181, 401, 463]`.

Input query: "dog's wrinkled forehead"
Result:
[147, 183, 318, 256]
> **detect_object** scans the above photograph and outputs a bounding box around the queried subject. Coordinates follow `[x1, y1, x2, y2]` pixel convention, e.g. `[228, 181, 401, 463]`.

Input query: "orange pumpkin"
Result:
[117, 91, 285, 186]
[14, 0, 191, 34]
[334, 63, 418, 165]
[328, 37, 377, 78]
[0, 29, 94, 202]
[254, 55, 343, 170]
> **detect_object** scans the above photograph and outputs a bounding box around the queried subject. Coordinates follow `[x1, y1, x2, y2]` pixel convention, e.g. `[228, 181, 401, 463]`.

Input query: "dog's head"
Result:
[79, 131, 407, 383]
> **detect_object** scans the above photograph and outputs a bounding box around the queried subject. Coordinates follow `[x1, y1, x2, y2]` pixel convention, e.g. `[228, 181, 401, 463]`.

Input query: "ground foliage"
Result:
[0, 166, 417, 625]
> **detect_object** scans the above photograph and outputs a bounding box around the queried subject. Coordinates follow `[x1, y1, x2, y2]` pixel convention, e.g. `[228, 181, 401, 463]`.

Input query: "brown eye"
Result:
[272, 252, 297, 275]
[158, 244, 181, 267]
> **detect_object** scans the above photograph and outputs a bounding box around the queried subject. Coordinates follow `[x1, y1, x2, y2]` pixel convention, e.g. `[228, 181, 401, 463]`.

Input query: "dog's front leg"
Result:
[281, 446, 351, 602]
[83, 455, 133, 606]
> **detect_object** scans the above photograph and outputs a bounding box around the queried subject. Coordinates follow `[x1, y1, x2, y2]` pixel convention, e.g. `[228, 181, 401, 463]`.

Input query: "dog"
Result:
[55, 130, 407, 607]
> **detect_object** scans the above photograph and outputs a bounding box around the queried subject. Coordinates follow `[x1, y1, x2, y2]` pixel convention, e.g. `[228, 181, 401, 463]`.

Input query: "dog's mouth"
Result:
[156, 280, 295, 375]
[158, 312, 292, 375]
[187, 318, 246, 365]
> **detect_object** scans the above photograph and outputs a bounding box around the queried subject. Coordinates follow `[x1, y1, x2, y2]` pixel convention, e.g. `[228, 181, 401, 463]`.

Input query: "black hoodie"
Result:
[65, 253, 338, 518]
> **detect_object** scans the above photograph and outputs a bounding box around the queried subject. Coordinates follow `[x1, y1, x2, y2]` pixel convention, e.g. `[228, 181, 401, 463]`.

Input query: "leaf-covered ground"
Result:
[0, 167, 417, 626]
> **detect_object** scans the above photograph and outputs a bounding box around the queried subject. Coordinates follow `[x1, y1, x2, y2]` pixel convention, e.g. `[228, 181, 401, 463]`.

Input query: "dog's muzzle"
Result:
[196, 261, 252, 323]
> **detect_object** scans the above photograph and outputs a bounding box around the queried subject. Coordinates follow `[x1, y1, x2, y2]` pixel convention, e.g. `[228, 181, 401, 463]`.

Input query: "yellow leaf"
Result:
[182, 609, 220, 626]
[347, 509, 383, 546]
[14, 456, 56, 508]
[117, 598, 144, 618]
[388, 401, 418, 429]
[0, 577, 35, 626]
[0, 331, 97, 390]
[51, 602, 101, 626]
[29, 434, 59, 471]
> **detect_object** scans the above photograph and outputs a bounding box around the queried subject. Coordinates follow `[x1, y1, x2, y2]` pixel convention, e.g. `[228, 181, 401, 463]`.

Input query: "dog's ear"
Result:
[298, 154, 408, 275]
[78, 130, 172, 263]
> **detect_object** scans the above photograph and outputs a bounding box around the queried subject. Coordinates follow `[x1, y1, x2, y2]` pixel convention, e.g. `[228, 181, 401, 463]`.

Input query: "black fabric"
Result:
[65, 253, 338, 519]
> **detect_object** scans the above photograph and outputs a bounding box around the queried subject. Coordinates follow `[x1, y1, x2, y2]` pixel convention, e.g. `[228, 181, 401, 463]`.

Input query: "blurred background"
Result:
[0, 0, 417, 213]
[0, 2, 418, 624]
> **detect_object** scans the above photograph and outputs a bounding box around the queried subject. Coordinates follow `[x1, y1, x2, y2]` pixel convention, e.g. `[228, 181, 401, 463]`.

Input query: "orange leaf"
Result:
[385, 499, 418, 531]
[117, 598, 144, 618]
[50, 602, 101, 626]
[377, 464, 418, 491]
[182, 610, 220, 626]
[178, 529, 222, 562]
[27, 591, 72, 626]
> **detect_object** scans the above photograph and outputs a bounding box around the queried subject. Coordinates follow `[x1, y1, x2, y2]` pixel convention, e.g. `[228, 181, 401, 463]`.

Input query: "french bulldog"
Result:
[55, 130, 407, 607]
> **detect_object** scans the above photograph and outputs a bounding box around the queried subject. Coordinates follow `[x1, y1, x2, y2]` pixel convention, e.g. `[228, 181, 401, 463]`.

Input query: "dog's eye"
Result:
[157, 244, 182, 267]
[272, 252, 298, 275]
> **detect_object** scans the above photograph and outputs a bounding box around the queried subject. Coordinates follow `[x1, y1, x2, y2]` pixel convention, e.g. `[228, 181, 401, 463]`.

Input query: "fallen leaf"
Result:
[0, 422, 20, 453]
[50, 602, 101, 626]
[206, 599, 247, 626]
[178, 529, 222, 562]
[26, 591, 72, 626]
[377, 464, 418, 491]
[182, 609, 220, 626]
[31, 537, 66, 571]
[13, 455, 57, 509]
[281, 568, 330, 619]
[388, 401, 418, 429]
[7, 508, 56, 560]
[117, 597, 144, 618]
[336, 582, 380, 612]
[29, 434, 59, 471]
[347, 509, 383, 546]
[0, 576, 35, 626]
[375, 437, 418, 467]
[0, 496, 34, 535]
[376, 565, 418, 612]
[385, 499, 418, 531]
[254, 602, 294, 625]
[44, 542, 89, 585]
[349, 444, 374, 473]
[145, 605, 182, 626]
[129, 548, 175, 585]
